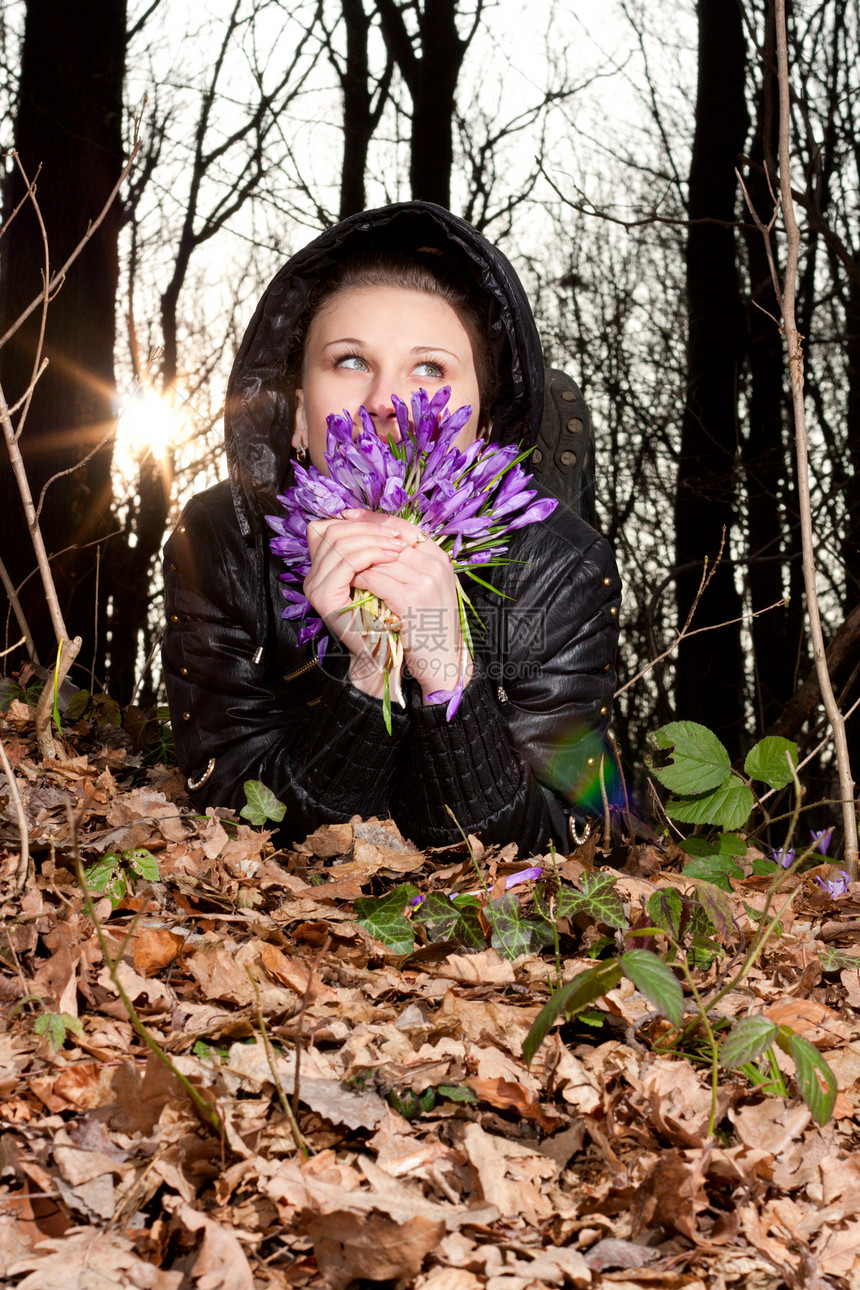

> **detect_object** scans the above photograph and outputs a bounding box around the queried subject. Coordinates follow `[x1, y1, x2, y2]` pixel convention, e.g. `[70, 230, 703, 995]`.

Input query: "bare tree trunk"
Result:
[741, 2, 802, 731]
[375, 0, 479, 208]
[673, 0, 748, 757]
[0, 0, 127, 677]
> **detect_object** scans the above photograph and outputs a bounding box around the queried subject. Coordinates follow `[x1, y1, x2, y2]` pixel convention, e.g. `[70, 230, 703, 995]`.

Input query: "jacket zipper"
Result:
[283, 658, 318, 684]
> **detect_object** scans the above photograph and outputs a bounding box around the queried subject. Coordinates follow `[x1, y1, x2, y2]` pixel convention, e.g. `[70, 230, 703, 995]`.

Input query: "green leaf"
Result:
[648, 721, 731, 794]
[84, 854, 128, 908]
[34, 1012, 82, 1051]
[436, 1083, 478, 1104]
[666, 776, 755, 831]
[720, 1016, 778, 1068]
[681, 832, 746, 859]
[65, 689, 91, 721]
[414, 893, 484, 949]
[744, 737, 799, 790]
[124, 848, 160, 882]
[684, 879, 738, 943]
[488, 892, 553, 960]
[240, 780, 287, 826]
[818, 945, 860, 972]
[575, 871, 627, 931]
[784, 1032, 837, 1126]
[354, 885, 419, 955]
[647, 887, 684, 941]
[84, 854, 120, 892]
[682, 855, 743, 891]
[620, 949, 684, 1028]
[750, 855, 779, 877]
[523, 959, 622, 1066]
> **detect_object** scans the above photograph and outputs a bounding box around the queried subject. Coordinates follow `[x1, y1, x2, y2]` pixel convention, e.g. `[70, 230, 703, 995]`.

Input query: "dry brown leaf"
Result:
[763, 997, 854, 1047]
[461, 1122, 557, 1224]
[641, 1059, 729, 1148]
[224, 1042, 390, 1130]
[302, 1208, 445, 1290]
[166, 1199, 255, 1289]
[465, 1075, 562, 1131]
[7, 1229, 183, 1289]
[133, 926, 185, 977]
[439, 949, 516, 985]
[729, 1100, 811, 1156]
[258, 943, 339, 1002]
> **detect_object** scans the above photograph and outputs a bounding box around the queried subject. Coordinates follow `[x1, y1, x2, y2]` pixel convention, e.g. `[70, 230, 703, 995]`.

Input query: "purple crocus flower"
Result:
[771, 847, 795, 869]
[267, 388, 557, 723]
[814, 870, 850, 898]
[811, 828, 834, 857]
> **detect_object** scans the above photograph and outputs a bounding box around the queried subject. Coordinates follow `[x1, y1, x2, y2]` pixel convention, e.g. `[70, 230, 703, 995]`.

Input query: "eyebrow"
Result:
[322, 338, 461, 359]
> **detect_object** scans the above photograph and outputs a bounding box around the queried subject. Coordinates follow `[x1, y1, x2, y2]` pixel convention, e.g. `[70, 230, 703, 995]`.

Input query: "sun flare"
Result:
[117, 388, 180, 461]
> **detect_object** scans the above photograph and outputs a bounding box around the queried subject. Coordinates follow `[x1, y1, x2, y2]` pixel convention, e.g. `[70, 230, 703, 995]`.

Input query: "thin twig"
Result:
[0, 555, 38, 664]
[0, 118, 142, 353]
[772, 0, 858, 875]
[246, 967, 309, 1157]
[0, 736, 30, 899]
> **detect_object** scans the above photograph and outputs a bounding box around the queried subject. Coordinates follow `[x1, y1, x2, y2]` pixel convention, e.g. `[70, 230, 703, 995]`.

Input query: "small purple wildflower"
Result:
[770, 847, 795, 869]
[814, 870, 850, 898]
[267, 388, 557, 722]
[505, 866, 543, 889]
[811, 828, 834, 857]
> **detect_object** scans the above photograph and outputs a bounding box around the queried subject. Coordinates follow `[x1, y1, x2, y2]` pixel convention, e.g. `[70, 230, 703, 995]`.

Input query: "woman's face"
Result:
[293, 285, 481, 471]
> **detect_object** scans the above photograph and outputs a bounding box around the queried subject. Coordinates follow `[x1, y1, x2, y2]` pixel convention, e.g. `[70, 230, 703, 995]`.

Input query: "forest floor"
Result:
[2, 702, 860, 1290]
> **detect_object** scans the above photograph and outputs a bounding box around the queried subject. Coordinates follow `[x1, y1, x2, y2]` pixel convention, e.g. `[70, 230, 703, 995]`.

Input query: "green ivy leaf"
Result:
[681, 855, 743, 891]
[575, 871, 627, 930]
[354, 885, 419, 955]
[488, 892, 553, 960]
[414, 893, 485, 949]
[720, 1016, 778, 1068]
[784, 1032, 837, 1126]
[34, 1012, 83, 1051]
[666, 776, 755, 831]
[648, 721, 731, 794]
[647, 887, 684, 941]
[744, 737, 799, 791]
[523, 959, 622, 1066]
[620, 949, 683, 1027]
[240, 780, 287, 826]
[818, 945, 860, 972]
[125, 848, 160, 882]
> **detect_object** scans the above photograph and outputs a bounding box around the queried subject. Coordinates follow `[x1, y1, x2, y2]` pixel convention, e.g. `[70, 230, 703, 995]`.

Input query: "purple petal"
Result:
[505, 867, 543, 889]
[811, 828, 834, 857]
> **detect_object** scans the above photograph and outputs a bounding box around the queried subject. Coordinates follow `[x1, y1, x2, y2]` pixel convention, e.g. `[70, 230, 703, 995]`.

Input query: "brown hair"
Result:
[283, 250, 497, 433]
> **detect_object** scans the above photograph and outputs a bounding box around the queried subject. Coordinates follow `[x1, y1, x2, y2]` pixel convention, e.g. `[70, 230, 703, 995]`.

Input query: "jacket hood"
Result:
[224, 201, 545, 538]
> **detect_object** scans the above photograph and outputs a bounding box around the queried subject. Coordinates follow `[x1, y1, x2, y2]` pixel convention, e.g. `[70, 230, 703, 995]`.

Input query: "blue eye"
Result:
[414, 360, 444, 378]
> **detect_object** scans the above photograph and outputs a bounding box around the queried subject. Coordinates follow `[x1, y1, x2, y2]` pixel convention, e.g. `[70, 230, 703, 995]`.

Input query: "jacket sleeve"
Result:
[162, 492, 408, 840]
[390, 523, 620, 856]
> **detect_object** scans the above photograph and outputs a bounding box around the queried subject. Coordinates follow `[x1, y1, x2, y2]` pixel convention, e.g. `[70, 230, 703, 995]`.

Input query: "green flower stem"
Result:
[444, 804, 516, 960]
[75, 855, 223, 1137]
[674, 949, 721, 1139]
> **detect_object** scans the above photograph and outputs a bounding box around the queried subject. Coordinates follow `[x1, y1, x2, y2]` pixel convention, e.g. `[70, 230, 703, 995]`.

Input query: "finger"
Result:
[309, 539, 405, 597]
[308, 520, 406, 561]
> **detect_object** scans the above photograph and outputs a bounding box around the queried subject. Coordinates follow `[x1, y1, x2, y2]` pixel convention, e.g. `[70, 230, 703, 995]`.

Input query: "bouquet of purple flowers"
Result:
[267, 387, 557, 730]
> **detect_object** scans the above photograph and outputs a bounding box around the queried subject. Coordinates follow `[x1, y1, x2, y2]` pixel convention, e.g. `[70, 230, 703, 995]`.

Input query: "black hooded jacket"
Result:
[162, 202, 621, 854]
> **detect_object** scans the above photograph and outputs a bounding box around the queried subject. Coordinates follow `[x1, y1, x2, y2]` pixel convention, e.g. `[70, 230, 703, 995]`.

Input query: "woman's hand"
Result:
[337, 509, 473, 701]
[304, 516, 407, 695]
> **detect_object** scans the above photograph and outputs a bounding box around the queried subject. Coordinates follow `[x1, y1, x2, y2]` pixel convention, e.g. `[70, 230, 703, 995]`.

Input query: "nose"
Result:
[363, 373, 401, 441]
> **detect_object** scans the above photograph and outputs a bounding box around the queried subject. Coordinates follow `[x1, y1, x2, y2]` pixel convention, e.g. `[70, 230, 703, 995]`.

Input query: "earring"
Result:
[295, 441, 308, 464]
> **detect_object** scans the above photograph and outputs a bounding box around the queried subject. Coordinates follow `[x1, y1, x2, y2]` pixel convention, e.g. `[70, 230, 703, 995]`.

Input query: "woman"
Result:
[162, 202, 620, 855]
